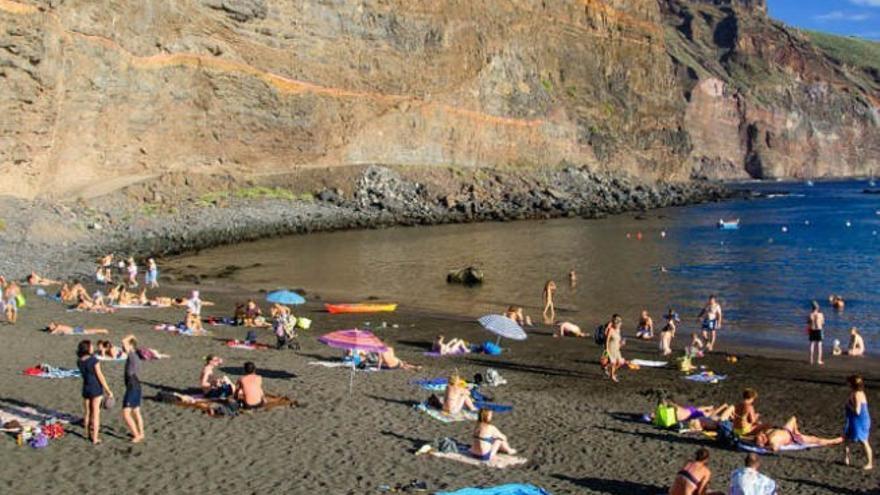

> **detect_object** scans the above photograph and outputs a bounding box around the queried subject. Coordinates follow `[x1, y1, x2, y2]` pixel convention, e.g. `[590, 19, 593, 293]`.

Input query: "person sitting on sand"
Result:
[668, 447, 724, 495]
[754, 416, 843, 452]
[636, 310, 654, 339]
[243, 300, 266, 327]
[659, 309, 678, 356]
[3, 281, 21, 324]
[376, 346, 421, 370]
[847, 327, 865, 357]
[443, 373, 477, 415]
[61, 281, 90, 303]
[685, 333, 704, 359]
[235, 361, 265, 409]
[75, 293, 115, 314]
[554, 321, 586, 338]
[734, 388, 763, 438]
[504, 305, 532, 327]
[433, 335, 470, 355]
[200, 355, 234, 399]
[46, 322, 109, 335]
[829, 294, 845, 311]
[470, 409, 516, 462]
[26, 272, 61, 286]
[728, 453, 777, 495]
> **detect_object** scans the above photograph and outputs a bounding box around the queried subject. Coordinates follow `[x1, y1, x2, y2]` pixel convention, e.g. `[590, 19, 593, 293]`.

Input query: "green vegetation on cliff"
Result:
[805, 30, 880, 73]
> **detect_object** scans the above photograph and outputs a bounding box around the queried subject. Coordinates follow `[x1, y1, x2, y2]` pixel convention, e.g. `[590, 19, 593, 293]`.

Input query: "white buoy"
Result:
[768, 238, 774, 243]
[874, 231, 878, 236]
[804, 220, 810, 226]
[846, 221, 852, 228]
[660, 231, 667, 238]
[781, 226, 788, 233]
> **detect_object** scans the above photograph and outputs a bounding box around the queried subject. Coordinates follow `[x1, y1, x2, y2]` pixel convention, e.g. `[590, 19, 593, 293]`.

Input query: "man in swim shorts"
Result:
[698, 295, 723, 351]
[754, 416, 842, 453]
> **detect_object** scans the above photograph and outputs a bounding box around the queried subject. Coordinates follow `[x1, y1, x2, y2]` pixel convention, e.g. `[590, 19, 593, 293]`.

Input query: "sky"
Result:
[769, 0, 880, 40]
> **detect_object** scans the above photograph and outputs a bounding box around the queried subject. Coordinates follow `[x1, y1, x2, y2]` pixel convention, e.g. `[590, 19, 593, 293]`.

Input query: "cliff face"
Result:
[0, 0, 877, 198]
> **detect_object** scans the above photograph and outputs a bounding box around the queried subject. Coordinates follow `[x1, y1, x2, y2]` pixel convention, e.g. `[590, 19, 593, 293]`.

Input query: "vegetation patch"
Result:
[805, 30, 880, 73]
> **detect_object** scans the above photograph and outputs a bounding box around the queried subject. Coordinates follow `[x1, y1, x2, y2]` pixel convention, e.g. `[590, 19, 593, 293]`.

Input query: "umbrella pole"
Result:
[349, 362, 355, 395]
[495, 336, 501, 346]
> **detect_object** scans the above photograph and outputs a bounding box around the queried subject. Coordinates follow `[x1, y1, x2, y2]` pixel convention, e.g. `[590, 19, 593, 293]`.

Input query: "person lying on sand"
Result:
[74, 293, 115, 314]
[754, 416, 843, 452]
[433, 335, 471, 355]
[46, 322, 109, 335]
[554, 322, 586, 338]
[683, 405, 736, 433]
[97, 339, 169, 360]
[235, 361, 265, 409]
[733, 388, 763, 438]
[847, 327, 865, 357]
[651, 400, 735, 426]
[668, 447, 724, 495]
[26, 272, 61, 286]
[470, 409, 516, 462]
[376, 347, 421, 370]
[443, 373, 477, 415]
[200, 355, 234, 399]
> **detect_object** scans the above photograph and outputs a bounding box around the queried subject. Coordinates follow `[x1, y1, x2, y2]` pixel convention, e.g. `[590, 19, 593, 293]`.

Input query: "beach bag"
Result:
[435, 437, 458, 454]
[485, 368, 507, 386]
[716, 420, 739, 449]
[296, 317, 311, 330]
[426, 394, 443, 410]
[654, 405, 677, 428]
[482, 342, 502, 356]
[28, 432, 48, 449]
[15, 294, 25, 308]
[594, 324, 606, 346]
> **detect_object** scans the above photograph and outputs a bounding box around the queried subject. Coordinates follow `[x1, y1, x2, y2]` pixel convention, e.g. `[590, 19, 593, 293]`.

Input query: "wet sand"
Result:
[0, 281, 876, 494]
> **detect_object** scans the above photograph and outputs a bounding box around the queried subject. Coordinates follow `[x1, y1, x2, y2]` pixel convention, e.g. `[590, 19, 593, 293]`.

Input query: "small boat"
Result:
[805, 180, 814, 187]
[717, 219, 740, 230]
[325, 303, 398, 314]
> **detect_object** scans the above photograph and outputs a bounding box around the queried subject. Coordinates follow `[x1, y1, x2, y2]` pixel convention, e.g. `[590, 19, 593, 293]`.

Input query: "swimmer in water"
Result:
[829, 295, 845, 311]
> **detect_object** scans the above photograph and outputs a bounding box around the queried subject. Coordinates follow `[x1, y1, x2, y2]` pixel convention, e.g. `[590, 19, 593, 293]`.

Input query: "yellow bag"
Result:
[654, 405, 677, 428]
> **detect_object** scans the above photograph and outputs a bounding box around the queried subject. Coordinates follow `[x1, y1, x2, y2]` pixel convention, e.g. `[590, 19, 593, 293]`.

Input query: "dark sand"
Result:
[0, 282, 876, 494]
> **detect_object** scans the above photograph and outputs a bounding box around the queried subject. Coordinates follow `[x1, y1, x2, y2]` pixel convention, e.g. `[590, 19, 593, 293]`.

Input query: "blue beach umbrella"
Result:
[478, 314, 527, 343]
[266, 290, 306, 305]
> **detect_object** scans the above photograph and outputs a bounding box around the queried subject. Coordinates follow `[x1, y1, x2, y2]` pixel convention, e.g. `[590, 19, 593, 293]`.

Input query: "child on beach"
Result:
[504, 306, 531, 327]
[659, 309, 678, 356]
[847, 328, 865, 357]
[844, 374, 873, 470]
[145, 258, 159, 289]
[733, 388, 762, 438]
[635, 310, 654, 339]
[126, 258, 138, 288]
[555, 322, 586, 338]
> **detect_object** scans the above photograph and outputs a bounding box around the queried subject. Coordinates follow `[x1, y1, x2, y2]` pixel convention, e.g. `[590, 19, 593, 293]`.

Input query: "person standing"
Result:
[126, 257, 138, 288]
[3, 280, 20, 324]
[808, 300, 825, 365]
[697, 295, 722, 351]
[145, 258, 159, 289]
[121, 335, 145, 443]
[844, 374, 873, 470]
[542, 280, 557, 324]
[604, 314, 624, 383]
[77, 340, 113, 444]
[660, 309, 678, 356]
[728, 453, 777, 495]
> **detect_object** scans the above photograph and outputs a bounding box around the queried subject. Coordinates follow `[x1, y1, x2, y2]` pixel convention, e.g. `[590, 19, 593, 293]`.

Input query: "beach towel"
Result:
[225, 340, 271, 350]
[111, 304, 154, 309]
[414, 403, 477, 423]
[630, 359, 668, 368]
[437, 484, 550, 495]
[160, 393, 295, 417]
[96, 355, 127, 362]
[683, 372, 727, 383]
[0, 404, 79, 430]
[309, 361, 353, 368]
[22, 365, 81, 379]
[738, 441, 825, 455]
[154, 324, 208, 336]
[429, 446, 528, 469]
[412, 378, 453, 391]
[423, 348, 470, 358]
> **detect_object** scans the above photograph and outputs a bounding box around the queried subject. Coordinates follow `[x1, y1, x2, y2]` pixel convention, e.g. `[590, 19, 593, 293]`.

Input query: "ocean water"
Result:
[169, 180, 880, 352]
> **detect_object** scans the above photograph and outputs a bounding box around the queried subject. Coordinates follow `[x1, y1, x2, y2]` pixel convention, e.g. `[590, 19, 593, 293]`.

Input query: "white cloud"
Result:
[814, 10, 871, 21]
[850, 0, 880, 7]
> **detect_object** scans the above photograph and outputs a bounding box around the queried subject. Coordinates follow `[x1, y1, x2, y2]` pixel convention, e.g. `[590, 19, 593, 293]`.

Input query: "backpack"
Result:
[594, 324, 607, 345]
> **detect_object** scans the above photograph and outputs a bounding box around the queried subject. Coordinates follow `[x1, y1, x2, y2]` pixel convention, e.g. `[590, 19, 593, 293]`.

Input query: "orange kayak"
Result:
[324, 303, 398, 314]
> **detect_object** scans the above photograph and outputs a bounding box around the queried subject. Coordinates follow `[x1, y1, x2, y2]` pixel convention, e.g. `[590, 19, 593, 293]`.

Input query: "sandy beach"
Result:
[0, 279, 875, 494]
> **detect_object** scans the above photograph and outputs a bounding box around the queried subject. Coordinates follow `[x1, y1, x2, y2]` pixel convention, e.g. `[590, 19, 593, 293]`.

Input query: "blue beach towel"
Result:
[437, 484, 551, 495]
[412, 378, 449, 391]
[683, 372, 727, 383]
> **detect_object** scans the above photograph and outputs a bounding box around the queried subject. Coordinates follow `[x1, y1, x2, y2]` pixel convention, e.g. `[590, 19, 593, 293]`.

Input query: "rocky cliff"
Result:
[1, 0, 878, 198]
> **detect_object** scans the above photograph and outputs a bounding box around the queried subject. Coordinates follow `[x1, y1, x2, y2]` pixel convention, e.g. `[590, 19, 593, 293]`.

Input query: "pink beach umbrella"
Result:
[318, 329, 388, 393]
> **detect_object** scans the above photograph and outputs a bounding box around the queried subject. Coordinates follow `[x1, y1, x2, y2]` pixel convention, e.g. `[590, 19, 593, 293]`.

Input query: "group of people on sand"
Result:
[807, 299, 865, 365]
[96, 254, 159, 289]
[199, 356, 266, 409]
[668, 375, 871, 494]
